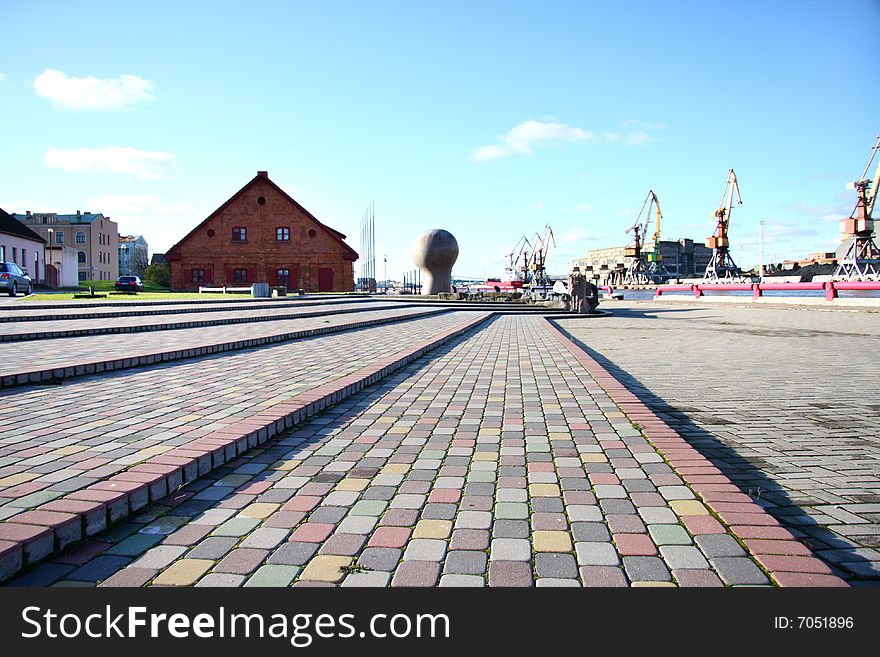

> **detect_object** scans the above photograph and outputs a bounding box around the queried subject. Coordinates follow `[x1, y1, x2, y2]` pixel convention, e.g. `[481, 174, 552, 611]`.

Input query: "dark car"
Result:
[0, 262, 33, 296]
[115, 275, 145, 292]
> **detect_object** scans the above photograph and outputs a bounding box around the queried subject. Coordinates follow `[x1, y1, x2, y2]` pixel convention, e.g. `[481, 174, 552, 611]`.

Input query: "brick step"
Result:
[0, 301, 414, 341]
[0, 306, 446, 389]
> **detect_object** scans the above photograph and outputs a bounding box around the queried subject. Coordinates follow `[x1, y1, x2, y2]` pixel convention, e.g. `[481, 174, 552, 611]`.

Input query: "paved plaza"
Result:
[0, 295, 871, 586]
[559, 299, 880, 584]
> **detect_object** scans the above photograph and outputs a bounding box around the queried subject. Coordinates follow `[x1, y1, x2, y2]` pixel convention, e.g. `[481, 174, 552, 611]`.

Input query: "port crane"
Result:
[624, 190, 669, 284]
[703, 169, 743, 281]
[834, 135, 880, 280]
[530, 225, 556, 285]
[505, 235, 535, 282]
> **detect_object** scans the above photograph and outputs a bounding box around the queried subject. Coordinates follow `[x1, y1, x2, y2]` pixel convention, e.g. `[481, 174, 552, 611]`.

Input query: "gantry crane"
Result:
[834, 135, 880, 280]
[505, 235, 535, 282]
[530, 225, 556, 285]
[703, 169, 743, 281]
[644, 191, 670, 282]
[624, 190, 669, 284]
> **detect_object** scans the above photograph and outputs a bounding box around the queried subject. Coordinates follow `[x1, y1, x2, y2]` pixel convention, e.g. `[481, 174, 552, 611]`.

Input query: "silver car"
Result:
[0, 262, 33, 296]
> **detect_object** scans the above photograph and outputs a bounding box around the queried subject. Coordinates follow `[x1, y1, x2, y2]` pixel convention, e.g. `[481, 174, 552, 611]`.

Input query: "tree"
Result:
[143, 263, 170, 288]
[130, 246, 149, 277]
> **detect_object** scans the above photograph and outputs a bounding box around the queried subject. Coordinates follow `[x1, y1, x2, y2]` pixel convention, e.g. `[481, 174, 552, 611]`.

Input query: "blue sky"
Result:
[1, 0, 878, 279]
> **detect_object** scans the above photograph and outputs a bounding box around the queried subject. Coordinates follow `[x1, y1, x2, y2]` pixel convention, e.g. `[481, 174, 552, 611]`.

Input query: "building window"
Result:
[0, 246, 4, 261]
[276, 227, 290, 241]
[277, 269, 290, 288]
[191, 269, 205, 284]
[308, 229, 317, 238]
[56, 232, 64, 244]
[232, 227, 247, 242]
[21, 249, 26, 268]
[233, 268, 248, 284]
[78, 271, 88, 282]
[76, 231, 86, 244]
[78, 251, 87, 264]
[12, 247, 16, 262]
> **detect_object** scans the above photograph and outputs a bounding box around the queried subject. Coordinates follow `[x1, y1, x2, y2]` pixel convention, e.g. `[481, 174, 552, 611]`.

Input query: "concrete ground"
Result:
[558, 299, 880, 583]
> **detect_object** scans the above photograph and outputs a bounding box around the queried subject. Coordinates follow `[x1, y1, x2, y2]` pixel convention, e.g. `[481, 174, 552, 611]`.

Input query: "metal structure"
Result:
[505, 235, 535, 283]
[529, 225, 556, 285]
[624, 190, 669, 284]
[358, 201, 376, 292]
[703, 169, 743, 281]
[834, 135, 880, 280]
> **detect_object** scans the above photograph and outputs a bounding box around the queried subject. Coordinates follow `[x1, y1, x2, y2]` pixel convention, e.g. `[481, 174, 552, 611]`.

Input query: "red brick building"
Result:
[166, 171, 358, 292]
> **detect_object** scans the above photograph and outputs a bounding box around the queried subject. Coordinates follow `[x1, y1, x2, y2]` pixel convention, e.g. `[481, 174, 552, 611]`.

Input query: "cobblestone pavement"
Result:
[7, 315, 784, 587]
[557, 300, 880, 583]
[0, 311, 485, 518]
[0, 305, 441, 377]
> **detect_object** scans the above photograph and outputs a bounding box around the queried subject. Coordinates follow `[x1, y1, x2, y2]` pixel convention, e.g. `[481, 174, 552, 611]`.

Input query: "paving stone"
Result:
[535, 553, 578, 578]
[98, 567, 157, 588]
[152, 559, 214, 586]
[648, 524, 693, 546]
[579, 566, 628, 587]
[709, 557, 770, 586]
[130, 546, 187, 570]
[532, 530, 572, 552]
[195, 573, 246, 587]
[439, 574, 485, 587]
[342, 571, 391, 587]
[490, 538, 531, 562]
[449, 529, 490, 551]
[443, 550, 487, 575]
[391, 560, 440, 587]
[492, 519, 529, 539]
[622, 556, 672, 582]
[357, 547, 402, 571]
[488, 561, 533, 587]
[659, 545, 709, 570]
[188, 536, 239, 560]
[571, 522, 611, 543]
[214, 548, 269, 575]
[319, 533, 367, 556]
[575, 542, 620, 566]
[696, 534, 747, 558]
[403, 539, 447, 562]
[267, 541, 318, 566]
[240, 527, 290, 550]
[244, 565, 300, 587]
[299, 555, 352, 583]
[673, 569, 724, 587]
[105, 533, 164, 557]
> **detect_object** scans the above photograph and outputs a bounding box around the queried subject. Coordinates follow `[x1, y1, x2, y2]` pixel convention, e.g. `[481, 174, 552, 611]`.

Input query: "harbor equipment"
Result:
[835, 135, 880, 280]
[703, 169, 743, 281]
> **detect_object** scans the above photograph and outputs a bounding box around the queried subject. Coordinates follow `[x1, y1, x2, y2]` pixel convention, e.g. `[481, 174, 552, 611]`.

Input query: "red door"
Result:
[318, 268, 333, 292]
[46, 264, 59, 288]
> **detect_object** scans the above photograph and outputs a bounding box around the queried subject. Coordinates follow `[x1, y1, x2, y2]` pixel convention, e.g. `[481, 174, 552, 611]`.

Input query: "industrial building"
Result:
[572, 238, 712, 285]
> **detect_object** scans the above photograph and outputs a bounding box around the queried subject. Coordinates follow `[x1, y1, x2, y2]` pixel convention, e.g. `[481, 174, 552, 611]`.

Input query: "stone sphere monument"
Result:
[410, 229, 459, 295]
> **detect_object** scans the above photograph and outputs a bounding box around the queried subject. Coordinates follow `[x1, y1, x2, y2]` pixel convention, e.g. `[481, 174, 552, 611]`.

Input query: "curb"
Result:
[0, 307, 447, 389]
[544, 318, 849, 588]
[0, 312, 493, 583]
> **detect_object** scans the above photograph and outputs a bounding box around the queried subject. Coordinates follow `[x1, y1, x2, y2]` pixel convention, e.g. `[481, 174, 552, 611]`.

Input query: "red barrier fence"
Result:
[655, 280, 880, 301]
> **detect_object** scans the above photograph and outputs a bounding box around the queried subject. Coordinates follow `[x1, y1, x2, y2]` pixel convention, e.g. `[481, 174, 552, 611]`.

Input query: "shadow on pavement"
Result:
[560, 331, 878, 586]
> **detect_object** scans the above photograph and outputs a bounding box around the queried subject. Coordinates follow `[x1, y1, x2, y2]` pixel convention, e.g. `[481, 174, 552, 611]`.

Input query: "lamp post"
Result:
[384, 256, 387, 294]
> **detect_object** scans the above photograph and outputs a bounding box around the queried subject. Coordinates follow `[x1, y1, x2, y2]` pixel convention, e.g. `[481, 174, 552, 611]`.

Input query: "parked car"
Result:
[0, 262, 32, 296]
[114, 275, 145, 292]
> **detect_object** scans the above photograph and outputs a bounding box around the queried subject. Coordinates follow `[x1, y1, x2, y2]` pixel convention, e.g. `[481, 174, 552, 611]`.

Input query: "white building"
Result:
[1, 207, 46, 283]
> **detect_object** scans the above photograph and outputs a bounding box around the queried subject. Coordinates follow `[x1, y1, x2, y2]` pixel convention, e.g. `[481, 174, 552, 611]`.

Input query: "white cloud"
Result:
[45, 146, 177, 180]
[569, 203, 594, 212]
[620, 119, 665, 131]
[0, 199, 58, 213]
[0, 73, 6, 82]
[34, 69, 155, 110]
[472, 120, 595, 161]
[528, 201, 547, 209]
[559, 226, 604, 243]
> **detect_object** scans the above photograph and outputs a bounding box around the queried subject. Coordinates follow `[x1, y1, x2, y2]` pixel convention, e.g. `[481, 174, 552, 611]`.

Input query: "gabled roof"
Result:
[0, 208, 46, 244]
[166, 171, 358, 260]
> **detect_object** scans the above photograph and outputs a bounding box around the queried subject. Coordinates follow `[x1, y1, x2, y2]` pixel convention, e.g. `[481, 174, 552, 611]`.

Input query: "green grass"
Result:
[78, 279, 170, 292]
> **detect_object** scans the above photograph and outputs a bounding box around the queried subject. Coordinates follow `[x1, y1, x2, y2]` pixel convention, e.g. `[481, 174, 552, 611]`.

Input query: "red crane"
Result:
[703, 169, 743, 281]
